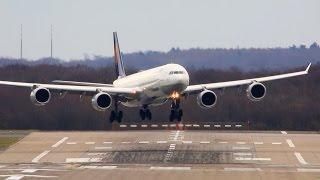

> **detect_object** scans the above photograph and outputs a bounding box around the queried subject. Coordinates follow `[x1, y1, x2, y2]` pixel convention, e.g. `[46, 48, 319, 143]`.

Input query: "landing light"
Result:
[171, 92, 180, 99]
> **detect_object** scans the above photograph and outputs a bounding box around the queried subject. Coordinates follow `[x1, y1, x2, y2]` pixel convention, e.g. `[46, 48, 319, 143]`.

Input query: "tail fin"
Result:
[113, 32, 126, 79]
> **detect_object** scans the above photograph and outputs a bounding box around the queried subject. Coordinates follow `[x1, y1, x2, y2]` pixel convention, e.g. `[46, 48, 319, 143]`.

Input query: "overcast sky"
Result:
[0, 0, 319, 60]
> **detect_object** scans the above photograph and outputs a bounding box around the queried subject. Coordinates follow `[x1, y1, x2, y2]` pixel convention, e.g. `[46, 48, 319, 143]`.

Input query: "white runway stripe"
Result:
[204, 125, 210, 128]
[297, 168, 320, 172]
[130, 125, 137, 128]
[218, 141, 228, 144]
[151, 124, 158, 127]
[94, 146, 112, 150]
[85, 142, 95, 145]
[66, 142, 77, 145]
[150, 167, 191, 171]
[200, 141, 210, 144]
[254, 142, 263, 145]
[31, 150, 50, 163]
[272, 142, 282, 145]
[224, 167, 261, 172]
[281, 131, 288, 134]
[286, 139, 295, 148]
[157, 141, 167, 144]
[138, 141, 149, 144]
[80, 165, 117, 170]
[103, 141, 113, 144]
[232, 146, 250, 150]
[51, 137, 68, 148]
[120, 125, 127, 128]
[294, 152, 308, 165]
[65, 158, 102, 163]
[182, 141, 192, 144]
[235, 157, 271, 161]
[233, 152, 252, 156]
[236, 142, 246, 144]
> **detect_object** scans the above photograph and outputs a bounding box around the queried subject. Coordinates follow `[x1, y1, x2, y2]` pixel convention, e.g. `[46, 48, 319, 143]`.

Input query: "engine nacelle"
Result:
[246, 82, 266, 101]
[30, 87, 51, 106]
[197, 90, 217, 109]
[91, 92, 112, 111]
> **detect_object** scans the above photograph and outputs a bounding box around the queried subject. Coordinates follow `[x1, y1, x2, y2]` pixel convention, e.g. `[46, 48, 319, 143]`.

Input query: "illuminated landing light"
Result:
[170, 91, 180, 99]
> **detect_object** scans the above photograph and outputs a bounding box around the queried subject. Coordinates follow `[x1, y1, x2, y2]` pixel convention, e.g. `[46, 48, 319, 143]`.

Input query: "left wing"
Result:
[184, 63, 311, 94]
[0, 80, 140, 95]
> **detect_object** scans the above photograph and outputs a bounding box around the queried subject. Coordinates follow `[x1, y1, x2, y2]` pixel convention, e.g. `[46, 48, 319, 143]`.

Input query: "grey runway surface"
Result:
[0, 129, 320, 180]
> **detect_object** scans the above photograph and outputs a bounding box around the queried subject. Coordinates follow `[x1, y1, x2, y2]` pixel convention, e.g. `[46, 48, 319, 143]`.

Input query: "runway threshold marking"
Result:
[224, 167, 262, 172]
[281, 131, 288, 134]
[150, 167, 190, 171]
[31, 150, 51, 163]
[294, 152, 308, 165]
[235, 157, 271, 161]
[297, 168, 320, 172]
[51, 137, 69, 148]
[286, 139, 295, 148]
[0, 174, 57, 179]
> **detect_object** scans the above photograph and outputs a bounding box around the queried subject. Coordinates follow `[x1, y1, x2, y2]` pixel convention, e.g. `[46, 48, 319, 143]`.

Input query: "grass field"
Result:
[0, 130, 31, 150]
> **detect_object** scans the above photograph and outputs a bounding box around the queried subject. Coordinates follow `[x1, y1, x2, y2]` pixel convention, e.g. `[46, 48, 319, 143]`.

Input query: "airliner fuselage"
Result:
[113, 63, 189, 107]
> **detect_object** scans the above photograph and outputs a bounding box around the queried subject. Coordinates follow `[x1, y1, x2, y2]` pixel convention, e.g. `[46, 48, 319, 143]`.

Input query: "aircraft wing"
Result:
[52, 80, 114, 87]
[184, 63, 311, 94]
[0, 80, 140, 95]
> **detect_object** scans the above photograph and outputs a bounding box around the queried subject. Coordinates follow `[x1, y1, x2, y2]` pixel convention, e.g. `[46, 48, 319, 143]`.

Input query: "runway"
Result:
[0, 129, 320, 179]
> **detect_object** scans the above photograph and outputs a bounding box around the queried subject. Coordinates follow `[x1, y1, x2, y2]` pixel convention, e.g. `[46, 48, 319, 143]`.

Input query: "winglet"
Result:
[305, 63, 311, 73]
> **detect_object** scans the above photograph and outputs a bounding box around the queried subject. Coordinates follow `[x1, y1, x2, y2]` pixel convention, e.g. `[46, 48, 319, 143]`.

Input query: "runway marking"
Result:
[297, 168, 320, 172]
[281, 131, 288, 134]
[157, 141, 167, 144]
[286, 139, 295, 148]
[31, 150, 50, 163]
[87, 153, 107, 156]
[233, 152, 252, 156]
[204, 125, 210, 128]
[121, 141, 131, 144]
[218, 141, 228, 144]
[170, 124, 176, 127]
[235, 157, 271, 161]
[236, 142, 246, 144]
[272, 142, 282, 145]
[94, 146, 112, 150]
[200, 141, 210, 144]
[193, 124, 200, 127]
[138, 141, 149, 144]
[80, 165, 117, 170]
[178, 124, 184, 127]
[294, 152, 308, 165]
[66, 142, 77, 145]
[235, 125, 242, 128]
[185, 124, 192, 127]
[254, 142, 263, 145]
[103, 141, 113, 144]
[151, 124, 158, 127]
[85, 142, 95, 145]
[232, 146, 250, 150]
[0, 165, 6, 168]
[182, 141, 192, 144]
[150, 167, 190, 171]
[141, 124, 148, 128]
[120, 125, 127, 128]
[224, 167, 261, 172]
[162, 124, 168, 127]
[225, 125, 231, 128]
[130, 124, 137, 128]
[214, 125, 221, 128]
[65, 158, 102, 163]
[0, 174, 57, 179]
[51, 137, 69, 148]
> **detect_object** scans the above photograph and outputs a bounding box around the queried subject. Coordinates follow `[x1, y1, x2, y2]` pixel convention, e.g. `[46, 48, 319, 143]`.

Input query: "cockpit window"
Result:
[169, 71, 184, 75]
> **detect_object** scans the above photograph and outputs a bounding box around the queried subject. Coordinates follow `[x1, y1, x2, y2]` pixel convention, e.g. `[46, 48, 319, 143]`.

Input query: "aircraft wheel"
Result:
[139, 109, 146, 120]
[109, 111, 116, 123]
[145, 109, 152, 120]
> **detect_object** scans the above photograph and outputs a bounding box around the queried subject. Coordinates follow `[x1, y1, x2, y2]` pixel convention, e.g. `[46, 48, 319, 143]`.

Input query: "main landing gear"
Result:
[139, 105, 152, 120]
[169, 99, 183, 122]
[109, 99, 123, 123]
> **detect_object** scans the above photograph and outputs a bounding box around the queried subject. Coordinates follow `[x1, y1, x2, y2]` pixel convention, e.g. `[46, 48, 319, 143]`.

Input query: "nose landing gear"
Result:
[140, 105, 152, 120]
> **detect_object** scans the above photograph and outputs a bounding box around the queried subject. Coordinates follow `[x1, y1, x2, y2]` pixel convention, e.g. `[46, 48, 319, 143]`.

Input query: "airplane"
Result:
[0, 32, 311, 123]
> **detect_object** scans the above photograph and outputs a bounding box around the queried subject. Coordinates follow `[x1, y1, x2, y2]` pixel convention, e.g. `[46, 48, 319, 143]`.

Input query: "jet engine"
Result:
[30, 87, 51, 106]
[91, 92, 112, 111]
[197, 90, 217, 109]
[246, 82, 266, 101]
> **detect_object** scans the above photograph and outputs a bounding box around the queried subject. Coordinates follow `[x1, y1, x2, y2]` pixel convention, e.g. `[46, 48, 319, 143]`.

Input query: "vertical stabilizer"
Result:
[113, 32, 126, 78]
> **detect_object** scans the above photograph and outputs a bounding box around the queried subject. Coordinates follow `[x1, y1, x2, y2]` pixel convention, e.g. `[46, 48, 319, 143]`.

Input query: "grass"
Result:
[0, 137, 21, 149]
